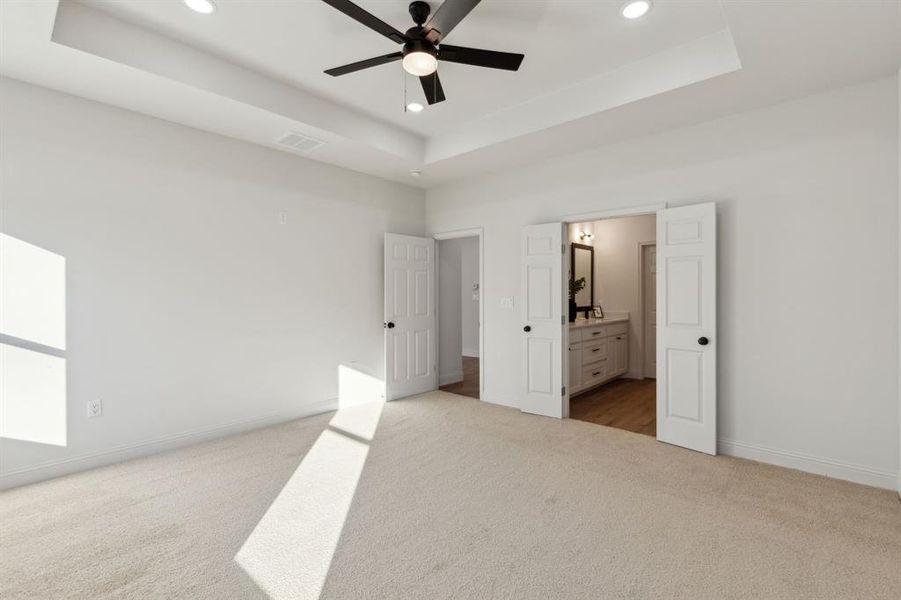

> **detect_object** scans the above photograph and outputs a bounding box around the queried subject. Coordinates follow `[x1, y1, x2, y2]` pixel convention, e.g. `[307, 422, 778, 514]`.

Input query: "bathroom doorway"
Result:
[436, 231, 483, 400]
[565, 215, 657, 436]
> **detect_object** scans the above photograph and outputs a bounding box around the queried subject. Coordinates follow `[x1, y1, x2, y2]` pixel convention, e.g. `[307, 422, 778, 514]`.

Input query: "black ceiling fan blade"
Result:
[321, 0, 408, 44]
[423, 0, 481, 44]
[419, 72, 446, 105]
[439, 44, 524, 71]
[325, 52, 403, 76]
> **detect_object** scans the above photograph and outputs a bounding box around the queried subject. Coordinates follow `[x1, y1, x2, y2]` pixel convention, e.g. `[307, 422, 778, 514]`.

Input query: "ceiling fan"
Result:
[322, 0, 525, 106]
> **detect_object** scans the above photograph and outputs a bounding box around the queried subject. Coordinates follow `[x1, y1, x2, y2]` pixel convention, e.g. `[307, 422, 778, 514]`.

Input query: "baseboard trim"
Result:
[462, 349, 480, 358]
[439, 371, 464, 386]
[0, 399, 338, 491]
[718, 437, 898, 490]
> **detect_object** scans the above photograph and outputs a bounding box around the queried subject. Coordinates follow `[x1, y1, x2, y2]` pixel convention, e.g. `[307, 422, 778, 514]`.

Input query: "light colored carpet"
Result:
[1, 391, 899, 599]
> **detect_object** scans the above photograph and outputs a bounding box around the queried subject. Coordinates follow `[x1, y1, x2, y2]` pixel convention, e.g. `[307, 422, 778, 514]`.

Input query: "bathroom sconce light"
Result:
[579, 231, 594, 241]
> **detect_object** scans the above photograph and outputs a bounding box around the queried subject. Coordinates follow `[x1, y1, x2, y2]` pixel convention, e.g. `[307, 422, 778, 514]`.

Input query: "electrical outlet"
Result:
[500, 296, 515, 309]
[278, 211, 288, 225]
[87, 399, 102, 419]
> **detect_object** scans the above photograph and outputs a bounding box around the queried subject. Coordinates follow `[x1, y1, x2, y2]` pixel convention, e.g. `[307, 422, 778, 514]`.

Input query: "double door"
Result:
[522, 203, 717, 455]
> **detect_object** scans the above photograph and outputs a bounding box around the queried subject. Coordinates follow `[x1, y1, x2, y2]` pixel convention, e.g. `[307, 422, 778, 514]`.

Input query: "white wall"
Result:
[460, 237, 480, 357]
[592, 215, 656, 379]
[0, 78, 425, 487]
[438, 238, 463, 384]
[427, 76, 900, 489]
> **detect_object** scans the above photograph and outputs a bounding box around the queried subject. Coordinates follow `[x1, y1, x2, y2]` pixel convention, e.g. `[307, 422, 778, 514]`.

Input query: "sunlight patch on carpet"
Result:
[235, 364, 385, 599]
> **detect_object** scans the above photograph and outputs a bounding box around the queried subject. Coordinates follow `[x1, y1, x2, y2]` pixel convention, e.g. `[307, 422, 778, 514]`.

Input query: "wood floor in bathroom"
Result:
[570, 378, 656, 437]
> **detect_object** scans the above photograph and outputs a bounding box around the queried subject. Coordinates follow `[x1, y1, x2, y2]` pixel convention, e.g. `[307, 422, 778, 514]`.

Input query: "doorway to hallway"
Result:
[436, 234, 481, 400]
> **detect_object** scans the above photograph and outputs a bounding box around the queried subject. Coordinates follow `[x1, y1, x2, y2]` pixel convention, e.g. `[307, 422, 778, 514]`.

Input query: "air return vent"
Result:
[276, 131, 325, 152]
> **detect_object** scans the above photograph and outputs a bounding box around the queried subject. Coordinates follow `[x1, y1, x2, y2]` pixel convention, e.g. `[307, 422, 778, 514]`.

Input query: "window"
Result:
[0, 234, 67, 446]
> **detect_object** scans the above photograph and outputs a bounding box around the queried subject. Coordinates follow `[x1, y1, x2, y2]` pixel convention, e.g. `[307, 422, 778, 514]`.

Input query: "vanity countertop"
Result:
[569, 314, 629, 329]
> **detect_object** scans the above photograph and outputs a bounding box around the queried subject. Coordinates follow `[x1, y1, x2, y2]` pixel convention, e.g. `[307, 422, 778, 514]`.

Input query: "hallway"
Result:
[439, 356, 479, 399]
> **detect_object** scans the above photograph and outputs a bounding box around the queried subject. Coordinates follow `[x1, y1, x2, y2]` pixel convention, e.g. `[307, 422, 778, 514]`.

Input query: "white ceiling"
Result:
[77, 0, 730, 137]
[1, 0, 899, 188]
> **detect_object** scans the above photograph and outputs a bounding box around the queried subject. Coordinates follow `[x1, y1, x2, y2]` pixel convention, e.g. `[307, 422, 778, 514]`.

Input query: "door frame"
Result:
[557, 203, 666, 415]
[433, 227, 485, 400]
[637, 240, 657, 379]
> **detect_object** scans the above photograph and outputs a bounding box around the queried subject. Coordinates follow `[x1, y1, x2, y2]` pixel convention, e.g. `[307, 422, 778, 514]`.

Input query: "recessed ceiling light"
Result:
[620, 0, 651, 20]
[410, 169, 422, 178]
[184, 0, 216, 15]
[406, 102, 424, 113]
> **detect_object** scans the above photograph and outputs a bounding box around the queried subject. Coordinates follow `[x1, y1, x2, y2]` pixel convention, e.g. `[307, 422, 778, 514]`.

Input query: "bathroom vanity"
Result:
[568, 314, 629, 396]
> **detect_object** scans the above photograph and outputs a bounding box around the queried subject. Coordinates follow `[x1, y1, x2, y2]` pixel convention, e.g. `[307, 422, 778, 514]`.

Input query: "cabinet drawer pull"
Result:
[591, 331, 601, 336]
[591, 348, 600, 353]
[592, 371, 601, 376]
[616, 336, 622, 340]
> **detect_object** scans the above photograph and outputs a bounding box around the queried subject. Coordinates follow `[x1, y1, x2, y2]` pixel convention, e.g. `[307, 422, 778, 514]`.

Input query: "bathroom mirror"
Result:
[571, 243, 594, 311]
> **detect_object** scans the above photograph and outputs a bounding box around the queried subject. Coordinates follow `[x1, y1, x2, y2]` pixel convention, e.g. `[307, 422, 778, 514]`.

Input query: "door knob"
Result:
[523, 325, 531, 332]
[385, 322, 395, 329]
[698, 336, 709, 345]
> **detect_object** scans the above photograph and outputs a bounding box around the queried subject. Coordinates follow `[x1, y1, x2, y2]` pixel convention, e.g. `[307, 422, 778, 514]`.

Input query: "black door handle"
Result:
[698, 336, 709, 345]
[523, 325, 531, 332]
[385, 322, 395, 329]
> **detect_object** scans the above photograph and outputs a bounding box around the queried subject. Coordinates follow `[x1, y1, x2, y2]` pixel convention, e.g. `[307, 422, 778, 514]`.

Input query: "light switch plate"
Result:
[500, 296, 514, 309]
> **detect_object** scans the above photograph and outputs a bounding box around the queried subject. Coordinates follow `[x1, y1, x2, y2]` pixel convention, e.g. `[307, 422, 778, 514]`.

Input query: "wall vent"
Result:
[276, 131, 325, 152]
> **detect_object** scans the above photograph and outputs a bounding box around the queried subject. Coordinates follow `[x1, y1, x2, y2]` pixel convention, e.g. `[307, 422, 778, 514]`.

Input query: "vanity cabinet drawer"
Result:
[583, 326, 608, 340]
[569, 328, 582, 343]
[582, 361, 610, 388]
[607, 322, 628, 336]
[582, 338, 609, 365]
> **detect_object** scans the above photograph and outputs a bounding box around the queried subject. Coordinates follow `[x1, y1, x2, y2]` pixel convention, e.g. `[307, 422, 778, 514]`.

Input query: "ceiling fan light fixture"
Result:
[620, 0, 652, 20]
[402, 51, 438, 77]
[184, 0, 216, 14]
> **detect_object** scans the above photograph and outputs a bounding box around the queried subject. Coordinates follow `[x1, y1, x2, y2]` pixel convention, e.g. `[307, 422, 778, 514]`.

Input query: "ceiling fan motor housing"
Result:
[408, 1, 432, 26]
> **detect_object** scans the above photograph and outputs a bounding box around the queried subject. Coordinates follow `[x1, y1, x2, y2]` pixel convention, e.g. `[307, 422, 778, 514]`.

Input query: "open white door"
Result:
[656, 203, 717, 454]
[385, 233, 437, 400]
[520, 223, 566, 418]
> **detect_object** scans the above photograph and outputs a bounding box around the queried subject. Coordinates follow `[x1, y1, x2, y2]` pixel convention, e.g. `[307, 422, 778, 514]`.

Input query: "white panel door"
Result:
[656, 203, 717, 454]
[385, 233, 436, 400]
[520, 223, 565, 418]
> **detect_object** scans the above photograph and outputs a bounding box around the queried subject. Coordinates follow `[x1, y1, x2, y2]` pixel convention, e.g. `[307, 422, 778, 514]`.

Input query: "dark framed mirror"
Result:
[571, 243, 594, 311]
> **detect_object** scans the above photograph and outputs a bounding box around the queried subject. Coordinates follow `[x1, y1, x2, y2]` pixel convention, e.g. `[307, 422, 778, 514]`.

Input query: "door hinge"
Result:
[561, 314, 565, 325]
[562, 385, 566, 396]
[561, 244, 565, 254]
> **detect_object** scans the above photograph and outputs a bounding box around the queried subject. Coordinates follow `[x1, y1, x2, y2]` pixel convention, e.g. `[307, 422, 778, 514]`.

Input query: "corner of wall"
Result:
[897, 67, 901, 496]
